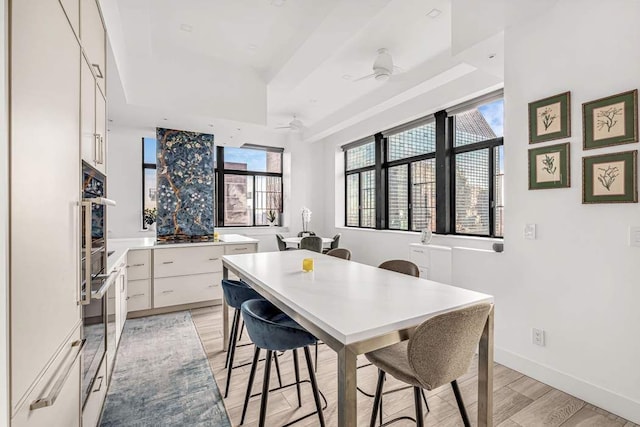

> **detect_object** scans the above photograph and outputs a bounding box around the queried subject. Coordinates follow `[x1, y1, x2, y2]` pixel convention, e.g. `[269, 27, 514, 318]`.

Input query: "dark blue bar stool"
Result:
[240, 299, 325, 427]
[221, 279, 282, 398]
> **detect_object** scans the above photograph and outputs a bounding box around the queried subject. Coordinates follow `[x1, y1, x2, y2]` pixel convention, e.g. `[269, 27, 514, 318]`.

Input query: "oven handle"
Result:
[30, 339, 86, 410]
[80, 201, 92, 305]
[92, 271, 117, 299]
[84, 197, 116, 207]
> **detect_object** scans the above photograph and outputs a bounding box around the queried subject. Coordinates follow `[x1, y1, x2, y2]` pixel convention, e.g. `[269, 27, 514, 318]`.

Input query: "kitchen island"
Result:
[106, 234, 258, 318]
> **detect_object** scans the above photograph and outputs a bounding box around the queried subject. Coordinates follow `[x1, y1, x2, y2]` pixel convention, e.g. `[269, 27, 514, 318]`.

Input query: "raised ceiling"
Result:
[101, 0, 522, 144]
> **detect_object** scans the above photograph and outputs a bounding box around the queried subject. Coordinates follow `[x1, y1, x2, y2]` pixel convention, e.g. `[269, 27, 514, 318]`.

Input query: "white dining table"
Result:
[221, 250, 495, 427]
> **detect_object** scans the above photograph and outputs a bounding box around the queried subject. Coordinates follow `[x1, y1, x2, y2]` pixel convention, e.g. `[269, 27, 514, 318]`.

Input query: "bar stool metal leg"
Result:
[369, 369, 385, 427]
[240, 347, 261, 425]
[258, 350, 274, 427]
[414, 387, 424, 427]
[224, 309, 242, 397]
[303, 346, 326, 427]
[273, 351, 283, 388]
[225, 309, 239, 369]
[293, 349, 302, 407]
[451, 379, 470, 427]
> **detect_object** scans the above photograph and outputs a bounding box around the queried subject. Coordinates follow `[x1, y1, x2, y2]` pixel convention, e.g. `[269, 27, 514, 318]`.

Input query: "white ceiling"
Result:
[101, 0, 519, 145]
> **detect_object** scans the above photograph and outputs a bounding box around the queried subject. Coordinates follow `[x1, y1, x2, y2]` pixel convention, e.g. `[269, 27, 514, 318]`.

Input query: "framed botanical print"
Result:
[582, 150, 637, 203]
[529, 92, 571, 144]
[582, 89, 638, 150]
[528, 143, 570, 190]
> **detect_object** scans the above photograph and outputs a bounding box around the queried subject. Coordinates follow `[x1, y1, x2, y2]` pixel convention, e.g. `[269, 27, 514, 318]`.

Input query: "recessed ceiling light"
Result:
[248, 44, 258, 51]
[180, 24, 193, 32]
[488, 53, 497, 59]
[163, 118, 168, 121]
[426, 8, 441, 18]
[108, 119, 113, 123]
[342, 74, 352, 80]
[270, 0, 286, 6]
[309, 99, 318, 104]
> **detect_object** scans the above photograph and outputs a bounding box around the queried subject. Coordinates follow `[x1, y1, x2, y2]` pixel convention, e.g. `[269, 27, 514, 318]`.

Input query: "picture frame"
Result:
[528, 92, 571, 144]
[582, 89, 638, 150]
[582, 150, 637, 204]
[528, 142, 571, 190]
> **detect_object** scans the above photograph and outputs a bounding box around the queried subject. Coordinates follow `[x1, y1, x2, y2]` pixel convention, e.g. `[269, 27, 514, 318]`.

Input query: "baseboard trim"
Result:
[495, 347, 640, 424]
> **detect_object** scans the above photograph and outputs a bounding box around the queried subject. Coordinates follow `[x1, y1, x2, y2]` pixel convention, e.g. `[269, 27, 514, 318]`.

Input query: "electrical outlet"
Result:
[524, 224, 537, 240]
[532, 328, 545, 346]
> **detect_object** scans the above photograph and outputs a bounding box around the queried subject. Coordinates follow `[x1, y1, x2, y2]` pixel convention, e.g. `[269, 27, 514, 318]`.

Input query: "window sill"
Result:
[335, 226, 503, 251]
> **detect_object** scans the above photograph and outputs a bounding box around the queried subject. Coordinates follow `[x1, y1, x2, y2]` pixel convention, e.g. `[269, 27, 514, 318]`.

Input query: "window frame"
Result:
[342, 91, 504, 238]
[141, 137, 157, 230]
[215, 145, 284, 228]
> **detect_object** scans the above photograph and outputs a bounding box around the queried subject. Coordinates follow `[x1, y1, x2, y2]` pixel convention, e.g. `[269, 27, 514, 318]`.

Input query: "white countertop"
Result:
[106, 234, 259, 272]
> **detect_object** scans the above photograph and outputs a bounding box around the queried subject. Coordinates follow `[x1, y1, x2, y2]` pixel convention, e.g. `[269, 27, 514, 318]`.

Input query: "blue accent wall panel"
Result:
[156, 128, 215, 242]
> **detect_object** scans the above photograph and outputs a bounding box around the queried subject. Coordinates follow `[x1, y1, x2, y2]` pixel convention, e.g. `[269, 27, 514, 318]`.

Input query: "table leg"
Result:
[478, 305, 494, 427]
[222, 266, 229, 351]
[337, 346, 358, 427]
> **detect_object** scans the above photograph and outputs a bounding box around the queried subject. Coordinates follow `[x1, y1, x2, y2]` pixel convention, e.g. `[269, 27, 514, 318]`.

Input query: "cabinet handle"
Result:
[233, 247, 248, 251]
[30, 339, 86, 410]
[130, 293, 145, 298]
[413, 250, 424, 254]
[162, 290, 174, 294]
[98, 135, 105, 165]
[162, 261, 174, 264]
[92, 376, 104, 392]
[209, 257, 219, 261]
[92, 63, 104, 79]
[127, 263, 145, 268]
[208, 285, 217, 288]
[93, 134, 100, 164]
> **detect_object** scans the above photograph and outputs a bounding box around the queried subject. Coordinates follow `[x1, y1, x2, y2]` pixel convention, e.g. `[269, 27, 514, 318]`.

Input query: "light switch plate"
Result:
[629, 226, 640, 247]
[524, 224, 537, 240]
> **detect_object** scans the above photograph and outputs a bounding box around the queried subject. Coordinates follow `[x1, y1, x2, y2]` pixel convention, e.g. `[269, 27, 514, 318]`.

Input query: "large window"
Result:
[142, 140, 283, 227]
[343, 93, 504, 238]
[344, 140, 376, 228]
[142, 137, 157, 230]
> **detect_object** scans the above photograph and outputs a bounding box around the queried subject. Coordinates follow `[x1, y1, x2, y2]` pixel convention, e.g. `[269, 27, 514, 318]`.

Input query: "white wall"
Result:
[498, 1, 640, 421]
[315, 1, 640, 423]
[0, 0, 8, 423]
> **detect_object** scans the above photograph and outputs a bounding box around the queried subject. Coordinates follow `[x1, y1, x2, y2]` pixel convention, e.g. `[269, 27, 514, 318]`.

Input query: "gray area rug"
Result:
[100, 311, 231, 427]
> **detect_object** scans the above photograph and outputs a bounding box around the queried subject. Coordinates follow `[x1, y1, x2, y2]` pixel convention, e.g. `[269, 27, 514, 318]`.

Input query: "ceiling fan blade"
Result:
[353, 73, 375, 82]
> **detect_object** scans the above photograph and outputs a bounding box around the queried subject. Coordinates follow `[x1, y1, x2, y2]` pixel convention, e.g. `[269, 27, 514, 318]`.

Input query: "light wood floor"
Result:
[191, 306, 637, 427]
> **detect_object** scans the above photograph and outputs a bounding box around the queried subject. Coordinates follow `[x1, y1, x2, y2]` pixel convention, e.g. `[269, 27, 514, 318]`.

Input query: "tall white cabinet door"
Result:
[80, 0, 106, 94]
[94, 89, 107, 174]
[80, 57, 97, 168]
[10, 0, 81, 413]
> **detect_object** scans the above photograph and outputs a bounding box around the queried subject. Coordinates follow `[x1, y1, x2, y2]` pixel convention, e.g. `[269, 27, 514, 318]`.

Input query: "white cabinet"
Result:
[127, 250, 152, 313]
[409, 244, 452, 284]
[81, 359, 107, 427]
[10, 0, 82, 416]
[118, 266, 128, 333]
[154, 246, 224, 278]
[81, 56, 105, 173]
[80, 0, 106, 94]
[11, 327, 82, 427]
[154, 273, 222, 308]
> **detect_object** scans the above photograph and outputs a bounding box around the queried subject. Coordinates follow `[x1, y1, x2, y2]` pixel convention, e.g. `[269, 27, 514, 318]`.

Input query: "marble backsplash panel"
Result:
[156, 128, 215, 242]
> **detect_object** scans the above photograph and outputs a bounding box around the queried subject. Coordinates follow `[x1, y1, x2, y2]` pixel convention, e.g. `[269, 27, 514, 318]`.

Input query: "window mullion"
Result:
[489, 148, 496, 237]
[407, 163, 413, 231]
[435, 110, 450, 234]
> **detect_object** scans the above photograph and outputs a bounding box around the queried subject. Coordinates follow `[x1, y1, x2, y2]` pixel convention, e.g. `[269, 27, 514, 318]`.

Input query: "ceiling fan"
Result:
[354, 48, 401, 82]
[276, 115, 304, 131]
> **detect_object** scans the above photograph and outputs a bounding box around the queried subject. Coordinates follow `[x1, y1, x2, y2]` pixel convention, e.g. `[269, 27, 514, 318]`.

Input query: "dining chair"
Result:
[300, 236, 323, 253]
[275, 233, 289, 251]
[297, 231, 316, 237]
[240, 299, 325, 427]
[220, 279, 282, 398]
[322, 233, 341, 253]
[378, 259, 420, 277]
[326, 248, 351, 260]
[366, 303, 492, 427]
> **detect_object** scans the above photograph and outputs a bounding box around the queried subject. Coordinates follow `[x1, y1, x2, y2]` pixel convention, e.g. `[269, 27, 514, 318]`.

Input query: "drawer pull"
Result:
[162, 261, 174, 264]
[130, 293, 145, 298]
[127, 263, 145, 268]
[162, 290, 174, 294]
[92, 376, 104, 392]
[208, 285, 218, 288]
[413, 250, 424, 254]
[30, 339, 86, 410]
[209, 257, 219, 261]
[233, 247, 248, 251]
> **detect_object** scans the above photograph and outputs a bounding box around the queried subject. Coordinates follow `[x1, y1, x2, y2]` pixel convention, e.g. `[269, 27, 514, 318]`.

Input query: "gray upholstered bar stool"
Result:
[366, 303, 492, 427]
[300, 236, 323, 253]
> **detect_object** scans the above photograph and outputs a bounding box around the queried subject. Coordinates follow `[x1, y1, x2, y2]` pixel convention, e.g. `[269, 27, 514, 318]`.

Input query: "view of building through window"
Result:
[142, 141, 283, 227]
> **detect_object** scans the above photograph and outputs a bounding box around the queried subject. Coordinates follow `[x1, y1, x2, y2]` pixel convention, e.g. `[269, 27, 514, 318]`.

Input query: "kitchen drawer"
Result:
[409, 246, 429, 268]
[127, 279, 151, 312]
[154, 246, 224, 278]
[81, 357, 107, 427]
[127, 249, 151, 280]
[154, 273, 222, 308]
[224, 243, 257, 255]
[11, 326, 81, 427]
